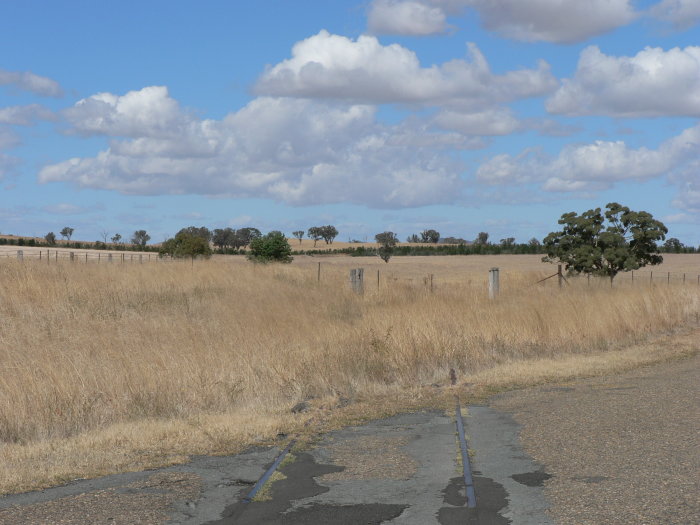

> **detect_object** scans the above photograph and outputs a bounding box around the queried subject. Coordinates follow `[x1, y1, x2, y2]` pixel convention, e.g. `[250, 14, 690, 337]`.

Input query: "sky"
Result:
[1, 0, 699, 246]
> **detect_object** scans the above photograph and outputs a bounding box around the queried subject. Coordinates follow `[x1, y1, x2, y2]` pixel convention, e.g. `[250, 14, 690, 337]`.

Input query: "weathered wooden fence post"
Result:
[108, 253, 113, 263]
[350, 268, 364, 294]
[139, 254, 143, 264]
[557, 264, 563, 288]
[317, 262, 321, 282]
[488, 267, 499, 299]
[17, 250, 23, 261]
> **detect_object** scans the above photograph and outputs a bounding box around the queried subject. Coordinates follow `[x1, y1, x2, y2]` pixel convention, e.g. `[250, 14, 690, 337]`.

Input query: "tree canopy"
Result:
[177, 226, 212, 242]
[131, 230, 151, 248]
[543, 202, 667, 283]
[420, 229, 440, 243]
[160, 231, 212, 258]
[248, 231, 293, 263]
[474, 232, 489, 245]
[375, 231, 398, 263]
[60, 226, 74, 240]
[307, 226, 323, 247]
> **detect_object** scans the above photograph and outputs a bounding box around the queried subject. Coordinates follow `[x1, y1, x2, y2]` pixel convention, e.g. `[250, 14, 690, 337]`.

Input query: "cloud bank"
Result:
[0, 68, 63, 97]
[476, 124, 700, 212]
[547, 46, 700, 117]
[41, 86, 477, 208]
[367, 0, 638, 42]
[254, 31, 557, 108]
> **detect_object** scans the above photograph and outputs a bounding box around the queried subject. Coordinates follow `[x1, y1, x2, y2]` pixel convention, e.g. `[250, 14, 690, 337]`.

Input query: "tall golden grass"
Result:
[0, 255, 698, 493]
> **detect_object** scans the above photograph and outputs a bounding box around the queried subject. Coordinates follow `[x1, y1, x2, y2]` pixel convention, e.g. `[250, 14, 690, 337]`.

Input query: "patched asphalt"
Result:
[0, 408, 552, 524]
[208, 409, 549, 524]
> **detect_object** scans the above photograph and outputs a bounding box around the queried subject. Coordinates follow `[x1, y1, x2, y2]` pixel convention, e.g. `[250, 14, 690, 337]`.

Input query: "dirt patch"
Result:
[320, 435, 418, 480]
[0, 472, 201, 525]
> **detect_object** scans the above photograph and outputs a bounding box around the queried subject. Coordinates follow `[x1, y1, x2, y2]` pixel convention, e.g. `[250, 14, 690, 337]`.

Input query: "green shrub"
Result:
[248, 231, 293, 263]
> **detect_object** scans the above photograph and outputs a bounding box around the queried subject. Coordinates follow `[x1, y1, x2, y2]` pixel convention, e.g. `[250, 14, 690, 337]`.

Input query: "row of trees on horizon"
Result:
[0, 221, 697, 256]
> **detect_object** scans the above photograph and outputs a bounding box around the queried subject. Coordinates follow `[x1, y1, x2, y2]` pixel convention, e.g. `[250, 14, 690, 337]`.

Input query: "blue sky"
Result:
[1, 0, 699, 245]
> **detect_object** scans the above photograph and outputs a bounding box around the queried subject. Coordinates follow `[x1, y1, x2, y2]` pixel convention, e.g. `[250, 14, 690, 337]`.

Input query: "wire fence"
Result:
[3, 250, 699, 293]
[4, 249, 172, 263]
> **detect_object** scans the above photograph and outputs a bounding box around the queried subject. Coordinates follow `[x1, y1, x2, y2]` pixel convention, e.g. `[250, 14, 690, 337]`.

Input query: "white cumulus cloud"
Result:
[254, 31, 557, 108]
[0, 68, 63, 97]
[547, 46, 700, 117]
[433, 107, 521, 135]
[476, 124, 700, 209]
[0, 104, 55, 125]
[650, 0, 700, 30]
[368, 0, 448, 35]
[63, 86, 191, 137]
[40, 87, 479, 208]
[669, 160, 700, 215]
[366, 0, 638, 42]
[465, 0, 638, 43]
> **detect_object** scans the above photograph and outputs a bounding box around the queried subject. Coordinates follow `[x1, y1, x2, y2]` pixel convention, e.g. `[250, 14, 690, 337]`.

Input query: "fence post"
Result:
[350, 268, 364, 294]
[430, 273, 434, 292]
[377, 269, 380, 288]
[650, 271, 653, 285]
[39, 251, 42, 260]
[121, 253, 124, 263]
[108, 253, 113, 263]
[631, 270, 634, 284]
[317, 262, 321, 282]
[668, 272, 670, 285]
[17, 250, 23, 261]
[85, 253, 88, 263]
[557, 264, 563, 288]
[139, 254, 143, 264]
[489, 267, 500, 299]
[70, 252, 75, 262]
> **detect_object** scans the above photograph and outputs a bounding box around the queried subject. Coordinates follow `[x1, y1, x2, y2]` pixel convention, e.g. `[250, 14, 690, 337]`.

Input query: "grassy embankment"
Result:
[0, 254, 698, 494]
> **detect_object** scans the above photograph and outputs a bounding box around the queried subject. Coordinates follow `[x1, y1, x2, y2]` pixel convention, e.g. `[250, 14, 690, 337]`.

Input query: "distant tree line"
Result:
[4, 215, 694, 263]
[293, 242, 550, 257]
[1, 232, 159, 252]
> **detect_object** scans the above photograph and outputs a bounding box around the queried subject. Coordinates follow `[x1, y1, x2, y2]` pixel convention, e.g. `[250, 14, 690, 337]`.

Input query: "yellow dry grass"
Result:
[0, 254, 698, 494]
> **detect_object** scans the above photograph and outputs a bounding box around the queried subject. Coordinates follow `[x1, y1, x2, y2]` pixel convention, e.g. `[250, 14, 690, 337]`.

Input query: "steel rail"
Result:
[241, 439, 296, 504]
[455, 397, 477, 508]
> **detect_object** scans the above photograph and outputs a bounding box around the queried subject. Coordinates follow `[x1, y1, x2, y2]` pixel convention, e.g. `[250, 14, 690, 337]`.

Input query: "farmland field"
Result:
[0, 253, 698, 494]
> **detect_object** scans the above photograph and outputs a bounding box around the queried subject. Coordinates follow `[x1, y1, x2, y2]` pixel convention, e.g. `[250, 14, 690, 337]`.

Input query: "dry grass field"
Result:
[0, 254, 698, 494]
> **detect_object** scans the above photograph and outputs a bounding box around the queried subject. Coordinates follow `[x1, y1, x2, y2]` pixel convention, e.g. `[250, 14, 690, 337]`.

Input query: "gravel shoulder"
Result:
[489, 353, 700, 525]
